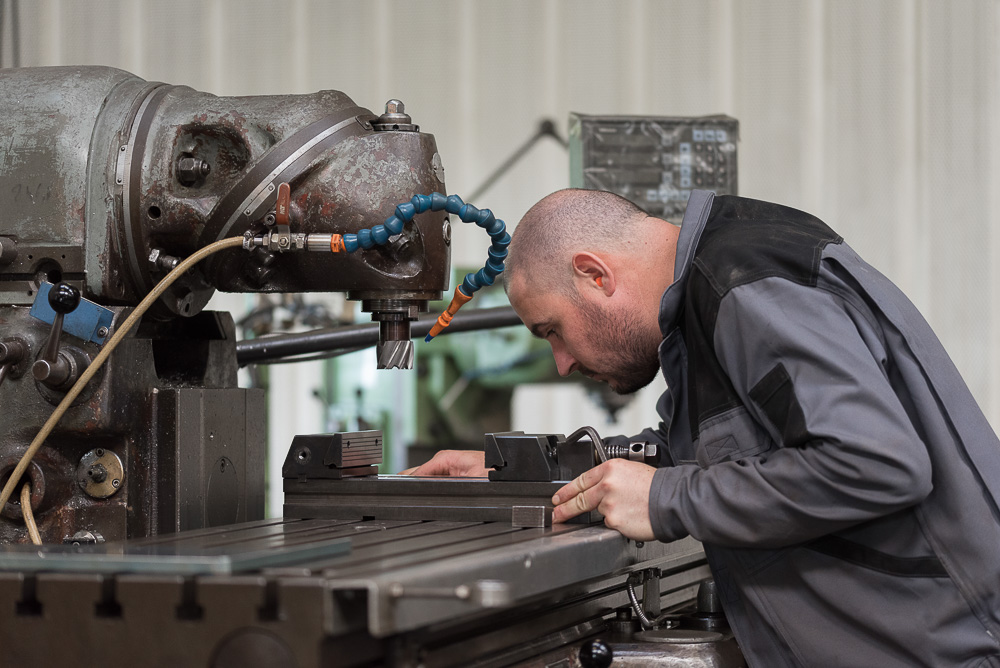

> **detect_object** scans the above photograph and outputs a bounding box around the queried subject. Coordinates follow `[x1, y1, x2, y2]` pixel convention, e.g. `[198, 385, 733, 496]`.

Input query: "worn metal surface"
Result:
[0, 516, 721, 667]
[0, 65, 446, 544]
[0, 65, 449, 315]
[0, 305, 265, 543]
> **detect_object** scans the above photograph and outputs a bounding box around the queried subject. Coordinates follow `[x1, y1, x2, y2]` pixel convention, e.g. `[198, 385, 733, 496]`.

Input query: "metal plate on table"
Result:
[0, 527, 350, 576]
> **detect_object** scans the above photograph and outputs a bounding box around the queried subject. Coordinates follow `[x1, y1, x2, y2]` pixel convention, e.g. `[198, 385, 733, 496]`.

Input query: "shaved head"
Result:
[503, 189, 649, 296]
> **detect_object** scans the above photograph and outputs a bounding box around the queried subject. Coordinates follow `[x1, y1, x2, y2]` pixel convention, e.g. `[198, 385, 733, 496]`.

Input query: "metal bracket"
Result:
[28, 282, 115, 345]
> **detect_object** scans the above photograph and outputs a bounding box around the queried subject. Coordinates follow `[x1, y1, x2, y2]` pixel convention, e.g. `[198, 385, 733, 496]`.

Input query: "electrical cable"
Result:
[0, 236, 245, 530]
[20, 483, 40, 546]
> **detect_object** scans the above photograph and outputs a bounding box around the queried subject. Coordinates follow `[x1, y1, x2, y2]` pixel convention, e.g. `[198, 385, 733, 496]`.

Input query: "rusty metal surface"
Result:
[0, 66, 449, 315]
[0, 305, 264, 544]
[0, 65, 446, 545]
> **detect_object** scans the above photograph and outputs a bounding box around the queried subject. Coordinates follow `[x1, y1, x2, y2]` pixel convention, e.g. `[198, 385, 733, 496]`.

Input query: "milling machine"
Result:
[0, 68, 742, 667]
[0, 65, 450, 544]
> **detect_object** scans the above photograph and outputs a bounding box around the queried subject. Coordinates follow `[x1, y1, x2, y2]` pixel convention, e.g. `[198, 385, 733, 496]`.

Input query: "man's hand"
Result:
[552, 459, 656, 541]
[399, 450, 489, 477]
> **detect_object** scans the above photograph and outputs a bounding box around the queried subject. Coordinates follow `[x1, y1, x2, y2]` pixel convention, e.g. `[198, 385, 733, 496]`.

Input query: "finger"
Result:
[553, 485, 600, 523]
[398, 466, 418, 475]
[552, 464, 605, 505]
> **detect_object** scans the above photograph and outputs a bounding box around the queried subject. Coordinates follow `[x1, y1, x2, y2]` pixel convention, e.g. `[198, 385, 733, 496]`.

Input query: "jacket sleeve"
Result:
[648, 274, 933, 548]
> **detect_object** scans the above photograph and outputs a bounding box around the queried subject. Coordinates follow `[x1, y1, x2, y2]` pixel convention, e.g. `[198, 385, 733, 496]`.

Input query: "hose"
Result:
[332, 193, 509, 341]
[627, 579, 655, 629]
[0, 236, 245, 539]
[20, 483, 40, 546]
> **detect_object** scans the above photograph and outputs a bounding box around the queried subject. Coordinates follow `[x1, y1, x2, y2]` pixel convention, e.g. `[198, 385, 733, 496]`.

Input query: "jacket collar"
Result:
[658, 190, 716, 336]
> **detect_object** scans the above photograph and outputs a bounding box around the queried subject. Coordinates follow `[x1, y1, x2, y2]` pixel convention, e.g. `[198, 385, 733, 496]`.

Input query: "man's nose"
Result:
[551, 346, 577, 377]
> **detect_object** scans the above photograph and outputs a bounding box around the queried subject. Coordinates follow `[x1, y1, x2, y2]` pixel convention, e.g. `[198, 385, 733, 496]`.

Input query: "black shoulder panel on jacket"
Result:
[693, 195, 843, 297]
[683, 196, 843, 437]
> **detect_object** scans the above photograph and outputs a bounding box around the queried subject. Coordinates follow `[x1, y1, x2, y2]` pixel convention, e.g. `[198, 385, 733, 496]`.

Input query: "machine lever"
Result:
[32, 283, 86, 389]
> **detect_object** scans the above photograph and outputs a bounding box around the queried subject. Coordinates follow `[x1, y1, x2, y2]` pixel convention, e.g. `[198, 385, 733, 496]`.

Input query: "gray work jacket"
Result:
[639, 190, 1000, 667]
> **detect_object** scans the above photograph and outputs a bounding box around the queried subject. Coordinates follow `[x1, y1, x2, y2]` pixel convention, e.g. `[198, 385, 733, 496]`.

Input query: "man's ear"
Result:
[571, 251, 615, 296]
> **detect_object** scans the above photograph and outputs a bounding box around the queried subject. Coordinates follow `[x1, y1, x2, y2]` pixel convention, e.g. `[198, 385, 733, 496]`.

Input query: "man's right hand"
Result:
[399, 450, 489, 477]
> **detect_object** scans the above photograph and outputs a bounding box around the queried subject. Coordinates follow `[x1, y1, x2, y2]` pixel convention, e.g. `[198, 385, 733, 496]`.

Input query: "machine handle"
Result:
[275, 182, 291, 226]
[33, 283, 85, 388]
[579, 639, 614, 668]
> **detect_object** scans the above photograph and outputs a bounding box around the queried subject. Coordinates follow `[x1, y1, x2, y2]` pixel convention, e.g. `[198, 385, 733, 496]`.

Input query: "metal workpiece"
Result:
[283, 474, 600, 527]
[0, 66, 449, 314]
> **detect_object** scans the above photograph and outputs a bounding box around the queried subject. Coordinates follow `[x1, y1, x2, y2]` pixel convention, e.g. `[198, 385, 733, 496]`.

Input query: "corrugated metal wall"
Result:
[7, 0, 999, 506]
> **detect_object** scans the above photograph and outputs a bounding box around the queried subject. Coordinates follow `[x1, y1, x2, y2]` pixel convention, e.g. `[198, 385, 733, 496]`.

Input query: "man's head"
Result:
[504, 189, 679, 394]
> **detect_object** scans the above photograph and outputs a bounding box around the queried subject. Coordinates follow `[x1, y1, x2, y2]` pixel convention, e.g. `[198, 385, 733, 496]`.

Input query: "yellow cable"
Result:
[0, 236, 245, 531]
[20, 483, 40, 546]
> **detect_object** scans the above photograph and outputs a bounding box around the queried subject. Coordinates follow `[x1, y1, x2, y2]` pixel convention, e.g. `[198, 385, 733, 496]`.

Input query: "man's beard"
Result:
[575, 298, 661, 395]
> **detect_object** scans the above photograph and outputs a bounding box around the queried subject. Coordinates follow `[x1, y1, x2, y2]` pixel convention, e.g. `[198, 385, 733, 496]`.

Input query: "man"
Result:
[408, 189, 1000, 666]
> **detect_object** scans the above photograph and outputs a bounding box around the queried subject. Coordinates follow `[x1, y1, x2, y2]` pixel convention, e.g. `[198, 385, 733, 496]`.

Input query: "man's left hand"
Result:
[552, 459, 656, 541]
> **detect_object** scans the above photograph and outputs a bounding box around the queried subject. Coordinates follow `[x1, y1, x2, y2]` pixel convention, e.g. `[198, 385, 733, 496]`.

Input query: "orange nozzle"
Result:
[425, 287, 473, 341]
[330, 234, 346, 252]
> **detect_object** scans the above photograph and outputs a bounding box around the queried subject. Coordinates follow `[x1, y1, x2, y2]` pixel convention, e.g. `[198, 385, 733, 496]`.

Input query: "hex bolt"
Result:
[176, 155, 211, 187]
[385, 99, 405, 114]
[96, 326, 110, 338]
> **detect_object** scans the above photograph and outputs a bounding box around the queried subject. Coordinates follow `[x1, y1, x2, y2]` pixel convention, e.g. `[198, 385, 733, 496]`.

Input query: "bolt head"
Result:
[385, 99, 405, 114]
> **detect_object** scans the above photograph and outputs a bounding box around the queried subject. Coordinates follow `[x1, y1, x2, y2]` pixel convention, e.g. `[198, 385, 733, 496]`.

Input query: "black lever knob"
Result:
[33, 283, 86, 389]
[579, 639, 613, 668]
[48, 282, 81, 314]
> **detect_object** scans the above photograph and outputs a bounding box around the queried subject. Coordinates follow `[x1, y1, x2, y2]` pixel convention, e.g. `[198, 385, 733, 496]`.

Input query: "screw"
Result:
[96, 448, 104, 457]
[97, 326, 109, 338]
[112, 479, 120, 488]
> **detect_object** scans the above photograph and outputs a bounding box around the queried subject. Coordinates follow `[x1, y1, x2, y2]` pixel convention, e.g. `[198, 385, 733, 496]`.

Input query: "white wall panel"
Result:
[8, 0, 999, 462]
